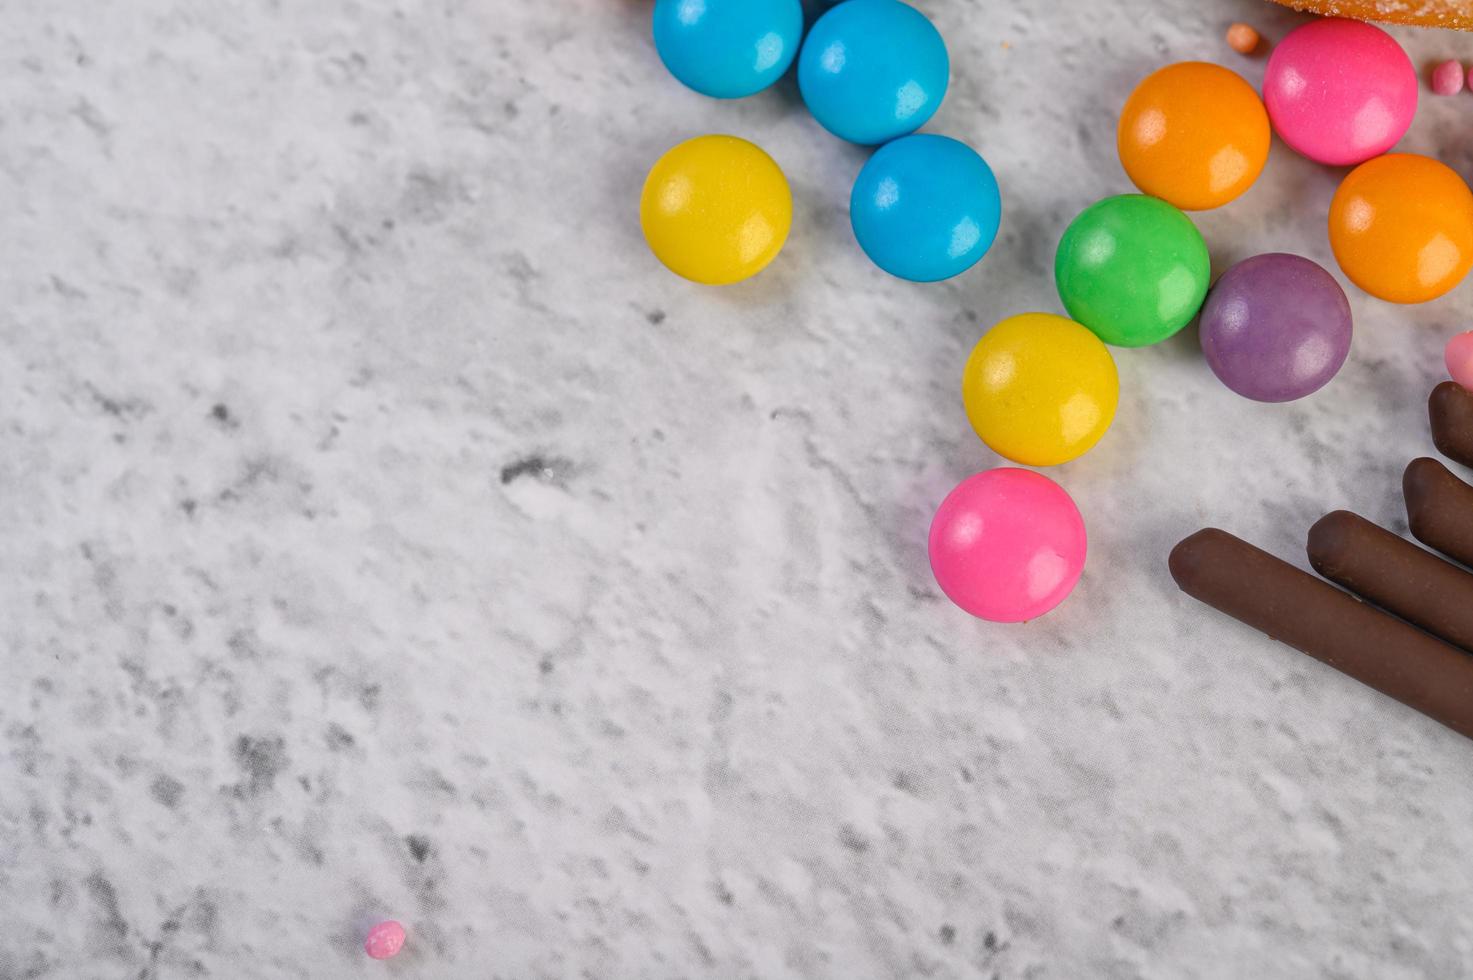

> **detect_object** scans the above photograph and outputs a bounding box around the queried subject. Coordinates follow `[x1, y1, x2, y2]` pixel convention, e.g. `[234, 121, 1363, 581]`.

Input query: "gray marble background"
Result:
[4, 0, 1473, 977]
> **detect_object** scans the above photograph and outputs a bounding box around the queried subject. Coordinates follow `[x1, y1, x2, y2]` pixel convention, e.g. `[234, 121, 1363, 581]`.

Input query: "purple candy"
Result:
[1199, 253, 1353, 402]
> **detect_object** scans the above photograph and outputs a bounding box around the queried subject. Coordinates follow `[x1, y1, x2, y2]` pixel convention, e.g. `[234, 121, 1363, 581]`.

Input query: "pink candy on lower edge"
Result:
[365, 920, 406, 960]
[1448, 332, 1473, 391]
[928, 468, 1087, 623]
[1263, 18, 1417, 166]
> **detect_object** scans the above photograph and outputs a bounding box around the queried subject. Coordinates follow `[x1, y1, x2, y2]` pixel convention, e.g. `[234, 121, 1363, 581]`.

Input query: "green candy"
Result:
[1054, 195, 1211, 348]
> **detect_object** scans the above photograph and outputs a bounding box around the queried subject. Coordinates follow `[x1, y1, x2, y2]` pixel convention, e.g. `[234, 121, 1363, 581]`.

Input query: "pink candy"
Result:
[1263, 18, 1418, 166]
[1448, 332, 1473, 391]
[1432, 60, 1466, 96]
[364, 920, 406, 960]
[928, 468, 1087, 623]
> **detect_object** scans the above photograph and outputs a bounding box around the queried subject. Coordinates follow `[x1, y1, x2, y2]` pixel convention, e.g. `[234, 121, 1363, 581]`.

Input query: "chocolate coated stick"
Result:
[1170, 528, 1473, 741]
[1404, 458, 1473, 570]
[1307, 510, 1473, 654]
[1430, 381, 1473, 469]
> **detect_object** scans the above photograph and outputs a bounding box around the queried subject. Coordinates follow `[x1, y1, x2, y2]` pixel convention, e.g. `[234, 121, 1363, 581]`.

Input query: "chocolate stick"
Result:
[1169, 528, 1473, 741]
[1405, 458, 1473, 569]
[1430, 381, 1473, 469]
[1307, 510, 1473, 654]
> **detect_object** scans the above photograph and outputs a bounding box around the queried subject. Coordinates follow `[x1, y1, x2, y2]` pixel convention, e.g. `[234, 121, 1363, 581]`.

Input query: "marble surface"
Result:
[4, 1, 1473, 977]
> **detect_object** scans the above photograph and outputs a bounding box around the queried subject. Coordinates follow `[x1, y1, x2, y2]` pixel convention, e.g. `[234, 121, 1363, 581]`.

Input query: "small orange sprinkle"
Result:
[1226, 23, 1260, 55]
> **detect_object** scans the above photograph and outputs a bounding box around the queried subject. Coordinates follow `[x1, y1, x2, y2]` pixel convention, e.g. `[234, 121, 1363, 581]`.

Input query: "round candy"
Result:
[1199, 253, 1353, 402]
[798, 0, 949, 145]
[1262, 18, 1417, 166]
[1329, 153, 1473, 304]
[1054, 194, 1211, 348]
[850, 134, 1001, 282]
[961, 313, 1119, 465]
[1432, 59, 1466, 97]
[1447, 332, 1473, 391]
[928, 468, 1087, 623]
[1117, 62, 1270, 211]
[1225, 23, 1260, 55]
[640, 135, 792, 285]
[365, 921, 406, 960]
[652, 0, 804, 99]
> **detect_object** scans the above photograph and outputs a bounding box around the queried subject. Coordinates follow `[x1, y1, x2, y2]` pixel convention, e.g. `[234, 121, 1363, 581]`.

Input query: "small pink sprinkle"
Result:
[364, 920, 406, 960]
[1447, 331, 1473, 391]
[1432, 60, 1465, 96]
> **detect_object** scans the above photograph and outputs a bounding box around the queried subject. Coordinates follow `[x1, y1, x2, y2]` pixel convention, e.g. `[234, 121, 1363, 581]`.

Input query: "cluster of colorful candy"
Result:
[941, 17, 1473, 622]
[638, 4, 1473, 624]
[642, 0, 1001, 285]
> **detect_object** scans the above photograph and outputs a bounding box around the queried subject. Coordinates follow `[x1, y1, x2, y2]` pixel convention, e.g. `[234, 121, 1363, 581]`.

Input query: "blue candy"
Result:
[850, 134, 1001, 282]
[798, 0, 949, 145]
[652, 0, 804, 99]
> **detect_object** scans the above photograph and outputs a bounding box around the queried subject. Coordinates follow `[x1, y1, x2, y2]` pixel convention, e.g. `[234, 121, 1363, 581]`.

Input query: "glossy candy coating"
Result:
[850, 134, 1001, 282]
[640, 135, 792, 285]
[1263, 18, 1417, 167]
[928, 468, 1087, 623]
[1118, 62, 1270, 211]
[1447, 332, 1473, 391]
[798, 0, 949, 145]
[1054, 194, 1211, 347]
[652, 0, 804, 99]
[1329, 153, 1473, 304]
[1200, 253, 1353, 402]
[961, 313, 1119, 466]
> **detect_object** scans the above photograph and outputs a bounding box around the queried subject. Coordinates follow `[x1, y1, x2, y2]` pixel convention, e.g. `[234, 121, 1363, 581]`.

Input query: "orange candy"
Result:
[1117, 62, 1270, 211]
[1329, 153, 1473, 305]
[1225, 23, 1260, 55]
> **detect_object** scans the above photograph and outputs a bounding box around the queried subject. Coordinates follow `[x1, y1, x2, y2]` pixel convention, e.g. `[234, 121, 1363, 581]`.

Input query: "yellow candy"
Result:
[640, 135, 792, 286]
[962, 313, 1120, 466]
